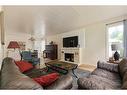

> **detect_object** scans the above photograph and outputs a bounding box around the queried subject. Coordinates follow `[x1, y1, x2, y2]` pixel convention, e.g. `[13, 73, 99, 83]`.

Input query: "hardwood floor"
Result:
[78, 64, 96, 72]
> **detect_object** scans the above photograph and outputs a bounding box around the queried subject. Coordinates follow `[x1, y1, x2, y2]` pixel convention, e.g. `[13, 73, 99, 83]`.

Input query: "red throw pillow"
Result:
[33, 73, 60, 87]
[15, 61, 33, 73]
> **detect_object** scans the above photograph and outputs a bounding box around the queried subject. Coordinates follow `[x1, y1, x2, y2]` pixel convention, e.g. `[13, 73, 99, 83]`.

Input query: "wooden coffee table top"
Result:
[45, 60, 78, 70]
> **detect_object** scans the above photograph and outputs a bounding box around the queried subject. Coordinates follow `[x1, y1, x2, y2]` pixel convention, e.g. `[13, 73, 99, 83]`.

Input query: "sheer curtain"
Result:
[123, 20, 127, 57]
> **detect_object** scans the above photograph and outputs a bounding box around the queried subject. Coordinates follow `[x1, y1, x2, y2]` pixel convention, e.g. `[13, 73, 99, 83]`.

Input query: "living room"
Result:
[2, 6, 124, 65]
[1, 3, 127, 93]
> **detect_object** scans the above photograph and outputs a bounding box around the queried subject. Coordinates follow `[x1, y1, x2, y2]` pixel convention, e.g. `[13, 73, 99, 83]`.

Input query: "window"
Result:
[107, 22, 124, 58]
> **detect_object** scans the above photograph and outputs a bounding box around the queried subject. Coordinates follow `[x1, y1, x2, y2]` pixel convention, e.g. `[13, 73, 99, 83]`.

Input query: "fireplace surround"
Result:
[61, 48, 80, 64]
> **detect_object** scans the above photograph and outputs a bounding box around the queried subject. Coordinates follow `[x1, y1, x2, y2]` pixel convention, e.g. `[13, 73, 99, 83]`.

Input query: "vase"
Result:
[114, 51, 120, 61]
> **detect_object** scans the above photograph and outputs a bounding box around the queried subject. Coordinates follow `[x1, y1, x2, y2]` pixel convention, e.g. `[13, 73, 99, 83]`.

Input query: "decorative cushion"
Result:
[118, 58, 127, 78]
[15, 61, 33, 73]
[33, 73, 60, 87]
[97, 60, 118, 73]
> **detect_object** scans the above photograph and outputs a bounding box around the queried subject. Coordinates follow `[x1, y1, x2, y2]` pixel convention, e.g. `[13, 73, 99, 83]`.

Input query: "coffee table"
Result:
[45, 60, 78, 78]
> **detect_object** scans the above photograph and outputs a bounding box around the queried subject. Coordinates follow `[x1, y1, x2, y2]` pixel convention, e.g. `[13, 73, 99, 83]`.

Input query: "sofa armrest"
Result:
[1, 57, 43, 90]
[97, 60, 118, 73]
[45, 74, 73, 90]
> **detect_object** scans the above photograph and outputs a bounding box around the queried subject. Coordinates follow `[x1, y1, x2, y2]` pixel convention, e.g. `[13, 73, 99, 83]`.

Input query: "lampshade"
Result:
[111, 43, 121, 51]
[7, 41, 20, 49]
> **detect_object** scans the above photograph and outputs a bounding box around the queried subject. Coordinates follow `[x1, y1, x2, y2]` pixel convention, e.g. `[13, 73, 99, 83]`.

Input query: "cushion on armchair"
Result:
[97, 61, 118, 73]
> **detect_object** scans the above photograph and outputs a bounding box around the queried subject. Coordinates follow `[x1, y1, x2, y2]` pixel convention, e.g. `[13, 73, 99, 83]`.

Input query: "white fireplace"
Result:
[60, 48, 81, 64]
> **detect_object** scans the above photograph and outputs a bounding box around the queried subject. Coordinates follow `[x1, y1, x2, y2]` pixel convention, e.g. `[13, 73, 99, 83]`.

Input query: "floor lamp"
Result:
[7, 41, 21, 59]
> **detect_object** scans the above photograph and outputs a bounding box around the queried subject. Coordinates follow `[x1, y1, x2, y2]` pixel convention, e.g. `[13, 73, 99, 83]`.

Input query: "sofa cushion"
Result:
[92, 68, 121, 83]
[33, 73, 60, 87]
[77, 75, 121, 89]
[118, 58, 127, 78]
[15, 61, 33, 73]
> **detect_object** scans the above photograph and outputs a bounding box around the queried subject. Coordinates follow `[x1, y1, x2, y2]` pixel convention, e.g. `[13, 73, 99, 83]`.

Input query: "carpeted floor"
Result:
[69, 68, 91, 89]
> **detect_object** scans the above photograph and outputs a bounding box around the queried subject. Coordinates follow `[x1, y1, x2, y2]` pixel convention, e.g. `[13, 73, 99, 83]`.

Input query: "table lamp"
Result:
[111, 43, 120, 61]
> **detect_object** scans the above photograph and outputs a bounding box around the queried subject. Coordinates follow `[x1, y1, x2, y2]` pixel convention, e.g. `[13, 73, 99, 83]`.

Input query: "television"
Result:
[63, 36, 78, 47]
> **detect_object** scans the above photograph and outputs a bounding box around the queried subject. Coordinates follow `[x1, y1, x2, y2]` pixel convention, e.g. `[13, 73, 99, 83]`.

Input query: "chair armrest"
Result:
[32, 58, 40, 61]
[97, 60, 118, 73]
[45, 74, 73, 90]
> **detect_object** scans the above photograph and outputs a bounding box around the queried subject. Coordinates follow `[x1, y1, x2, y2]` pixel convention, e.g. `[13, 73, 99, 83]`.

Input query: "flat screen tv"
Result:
[63, 36, 78, 47]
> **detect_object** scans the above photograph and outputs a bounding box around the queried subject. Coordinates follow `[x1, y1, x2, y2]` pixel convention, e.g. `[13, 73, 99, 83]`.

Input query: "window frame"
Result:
[106, 21, 124, 59]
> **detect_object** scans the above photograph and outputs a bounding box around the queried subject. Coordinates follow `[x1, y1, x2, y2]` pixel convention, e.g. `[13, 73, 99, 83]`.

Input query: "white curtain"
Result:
[123, 20, 127, 57]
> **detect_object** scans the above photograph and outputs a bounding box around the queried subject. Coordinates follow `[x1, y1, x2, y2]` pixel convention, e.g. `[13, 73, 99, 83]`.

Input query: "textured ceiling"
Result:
[3, 6, 127, 36]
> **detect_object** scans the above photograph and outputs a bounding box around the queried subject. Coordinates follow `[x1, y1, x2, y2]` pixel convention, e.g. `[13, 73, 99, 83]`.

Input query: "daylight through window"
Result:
[107, 22, 124, 58]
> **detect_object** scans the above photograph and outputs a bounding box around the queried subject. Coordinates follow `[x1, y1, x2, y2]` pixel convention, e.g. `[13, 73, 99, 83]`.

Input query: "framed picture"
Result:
[17, 41, 26, 50]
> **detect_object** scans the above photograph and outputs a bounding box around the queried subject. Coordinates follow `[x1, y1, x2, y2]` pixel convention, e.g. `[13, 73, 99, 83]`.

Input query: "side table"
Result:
[107, 60, 120, 64]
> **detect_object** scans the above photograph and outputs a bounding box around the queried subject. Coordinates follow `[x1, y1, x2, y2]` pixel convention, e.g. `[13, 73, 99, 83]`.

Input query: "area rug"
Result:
[45, 68, 91, 89]
[69, 68, 91, 89]
[25, 67, 91, 89]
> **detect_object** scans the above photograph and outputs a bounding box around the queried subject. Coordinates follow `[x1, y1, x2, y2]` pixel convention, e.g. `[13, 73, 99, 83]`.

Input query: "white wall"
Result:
[3, 9, 127, 66]
[46, 28, 85, 62]
[46, 24, 106, 66]
[5, 30, 33, 57]
[46, 15, 127, 66]
[82, 23, 106, 65]
[60, 28, 85, 48]
[46, 34, 62, 59]
[0, 8, 2, 68]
